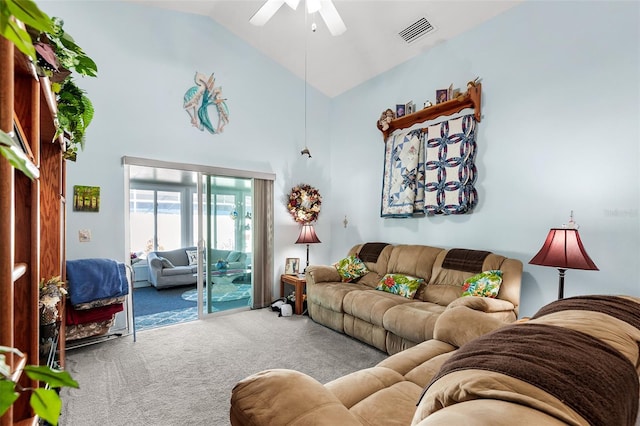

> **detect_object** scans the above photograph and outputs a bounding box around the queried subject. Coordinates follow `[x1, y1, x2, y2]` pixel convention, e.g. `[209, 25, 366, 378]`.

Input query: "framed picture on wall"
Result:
[73, 185, 101, 212]
[285, 258, 300, 275]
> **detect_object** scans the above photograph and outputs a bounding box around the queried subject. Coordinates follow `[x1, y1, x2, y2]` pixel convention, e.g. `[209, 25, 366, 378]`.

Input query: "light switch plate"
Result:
[79, 229, 91, 242]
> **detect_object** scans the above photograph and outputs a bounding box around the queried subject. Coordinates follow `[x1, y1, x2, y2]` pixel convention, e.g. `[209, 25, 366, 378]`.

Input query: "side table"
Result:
[280, 274, 306, 315]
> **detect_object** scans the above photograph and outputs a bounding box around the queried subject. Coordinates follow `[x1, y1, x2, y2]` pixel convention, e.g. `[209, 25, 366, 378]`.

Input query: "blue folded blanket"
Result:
[67, 258, 129, 306]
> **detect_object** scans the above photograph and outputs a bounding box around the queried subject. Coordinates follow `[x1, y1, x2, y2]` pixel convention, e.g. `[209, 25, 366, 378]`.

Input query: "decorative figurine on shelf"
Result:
[215, 259, 229, 270]
[467, 76, 481, 89]
[423, 100, 433, 109]
[378, 108, 396, 131]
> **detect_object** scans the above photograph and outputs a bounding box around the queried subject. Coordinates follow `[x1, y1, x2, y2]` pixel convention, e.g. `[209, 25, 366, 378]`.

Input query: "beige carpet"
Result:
[59, 308, 387, 425]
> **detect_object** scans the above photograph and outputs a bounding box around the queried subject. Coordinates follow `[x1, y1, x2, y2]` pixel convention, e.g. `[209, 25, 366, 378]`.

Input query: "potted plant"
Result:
[0, 346, 78, 425]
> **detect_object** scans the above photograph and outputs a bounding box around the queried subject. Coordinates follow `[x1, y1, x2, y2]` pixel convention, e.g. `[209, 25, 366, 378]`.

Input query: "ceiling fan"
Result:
[249, 0, 347, 36]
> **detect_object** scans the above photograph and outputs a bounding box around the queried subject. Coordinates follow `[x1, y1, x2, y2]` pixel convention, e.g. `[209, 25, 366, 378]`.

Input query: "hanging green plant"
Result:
[55, 78, 94, 161]
[30, 16, 97, 80]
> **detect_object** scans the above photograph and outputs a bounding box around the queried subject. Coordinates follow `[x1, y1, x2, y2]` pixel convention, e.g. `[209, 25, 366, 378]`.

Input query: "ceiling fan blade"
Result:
[306, 0, 321, 14]
[249, 0, 286, 26]
[284, 0, 301, 10]
[318, 0, 346, 36]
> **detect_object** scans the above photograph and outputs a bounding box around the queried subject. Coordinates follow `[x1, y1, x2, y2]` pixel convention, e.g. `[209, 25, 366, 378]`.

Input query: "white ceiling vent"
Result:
[398, 17, 436, 44]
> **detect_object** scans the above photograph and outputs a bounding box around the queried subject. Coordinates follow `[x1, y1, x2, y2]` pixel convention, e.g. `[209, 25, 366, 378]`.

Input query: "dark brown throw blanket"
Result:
[358, 243, 389, 263]
[420, 323, 639, 426]
[441, 248, 491, 273]
[532, 294, 640, 330]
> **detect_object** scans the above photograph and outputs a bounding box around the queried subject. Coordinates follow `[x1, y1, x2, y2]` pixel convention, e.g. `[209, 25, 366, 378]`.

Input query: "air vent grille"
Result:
[398, 17, 435, 44]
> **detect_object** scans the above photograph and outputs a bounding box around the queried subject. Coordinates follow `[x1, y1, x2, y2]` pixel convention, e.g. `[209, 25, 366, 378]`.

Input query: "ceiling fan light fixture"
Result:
[250, 0, 346, 36]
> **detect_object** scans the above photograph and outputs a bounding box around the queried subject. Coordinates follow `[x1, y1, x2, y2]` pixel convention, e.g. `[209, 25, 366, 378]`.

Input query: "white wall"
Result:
[329, 1, 640, 316]
[44, 1, 639, 316]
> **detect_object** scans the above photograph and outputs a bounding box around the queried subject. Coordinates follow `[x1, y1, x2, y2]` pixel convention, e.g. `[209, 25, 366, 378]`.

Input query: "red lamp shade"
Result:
[529, 228, 599, 271]
[295, 224, 321, 245]
[529, 228, 598, 299]
[295, 224, 321, 272]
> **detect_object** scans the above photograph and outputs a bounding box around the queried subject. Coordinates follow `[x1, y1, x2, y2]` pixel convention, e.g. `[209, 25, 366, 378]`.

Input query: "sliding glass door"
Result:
[203, 175, 253, 314]
[123, 156, 274, 333]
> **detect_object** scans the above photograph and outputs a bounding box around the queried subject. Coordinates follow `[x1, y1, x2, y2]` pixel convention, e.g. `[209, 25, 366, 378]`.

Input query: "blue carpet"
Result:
[133, 285, 196, 316]
[133, 283, 252, 331]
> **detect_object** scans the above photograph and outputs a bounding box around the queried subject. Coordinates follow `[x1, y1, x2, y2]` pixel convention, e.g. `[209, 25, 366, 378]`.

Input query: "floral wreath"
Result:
[287, 184, 322, 224]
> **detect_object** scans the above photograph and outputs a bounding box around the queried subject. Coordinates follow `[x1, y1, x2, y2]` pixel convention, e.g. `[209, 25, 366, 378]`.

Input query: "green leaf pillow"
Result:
[461, 270, 503, 298]
[333, 255, 368, 282]
[376, 273, 423, 299]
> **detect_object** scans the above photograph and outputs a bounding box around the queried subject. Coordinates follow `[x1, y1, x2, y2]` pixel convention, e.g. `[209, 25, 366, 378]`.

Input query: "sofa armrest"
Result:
[434, 306, 509, 348]
[230, 369, 362, 426]
[306, 265, 341, 285]
[447, 296, 515, 314]
[148, 256, 163, 270]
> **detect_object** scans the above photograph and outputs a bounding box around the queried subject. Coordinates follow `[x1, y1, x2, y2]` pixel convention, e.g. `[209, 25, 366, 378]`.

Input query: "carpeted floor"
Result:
[60, 308, 387, 425]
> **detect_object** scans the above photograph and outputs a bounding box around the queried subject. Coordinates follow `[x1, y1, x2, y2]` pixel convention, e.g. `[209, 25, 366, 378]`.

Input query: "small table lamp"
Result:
[295, 223, 321, 272]
[529, 220, 598, 299]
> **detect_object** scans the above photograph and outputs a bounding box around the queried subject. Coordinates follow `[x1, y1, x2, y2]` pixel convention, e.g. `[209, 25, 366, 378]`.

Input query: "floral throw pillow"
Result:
[376, 274, 423, 299]
[461, 270, 503, 298]
[333, 255, 368, 282]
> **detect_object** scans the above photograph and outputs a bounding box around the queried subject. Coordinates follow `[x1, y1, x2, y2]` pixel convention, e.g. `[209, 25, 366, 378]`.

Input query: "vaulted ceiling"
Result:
[132, 1, 522, 97]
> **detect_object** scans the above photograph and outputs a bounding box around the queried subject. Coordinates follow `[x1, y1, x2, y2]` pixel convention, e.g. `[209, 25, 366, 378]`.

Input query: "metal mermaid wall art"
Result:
[183, 71, 229, 135]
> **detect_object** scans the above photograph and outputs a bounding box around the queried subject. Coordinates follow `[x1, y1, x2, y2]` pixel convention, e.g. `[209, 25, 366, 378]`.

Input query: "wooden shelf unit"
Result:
[1, 34, 67, 426]
[377, 83, 482, 140]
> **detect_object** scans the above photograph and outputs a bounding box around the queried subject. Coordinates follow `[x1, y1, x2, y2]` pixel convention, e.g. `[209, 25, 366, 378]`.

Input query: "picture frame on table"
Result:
[285, 257, 300, 275]
[395, 104, 406, 118]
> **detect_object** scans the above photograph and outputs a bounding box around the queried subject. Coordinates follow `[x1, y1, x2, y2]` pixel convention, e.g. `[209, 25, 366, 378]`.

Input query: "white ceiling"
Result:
[132, 1, 522, 97]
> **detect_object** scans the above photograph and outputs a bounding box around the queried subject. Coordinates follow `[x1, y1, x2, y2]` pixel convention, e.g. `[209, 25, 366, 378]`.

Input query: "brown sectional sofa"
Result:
[306, 243, 523, 354]
[230, 295, 640, 425]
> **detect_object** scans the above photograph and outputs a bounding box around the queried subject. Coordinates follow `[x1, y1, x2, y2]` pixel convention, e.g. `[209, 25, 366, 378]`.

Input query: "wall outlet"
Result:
[79, 229, 91, 242]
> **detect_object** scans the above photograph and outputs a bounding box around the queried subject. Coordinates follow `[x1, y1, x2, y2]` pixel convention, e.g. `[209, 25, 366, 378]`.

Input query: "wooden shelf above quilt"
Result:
[377, 83, 482, 140]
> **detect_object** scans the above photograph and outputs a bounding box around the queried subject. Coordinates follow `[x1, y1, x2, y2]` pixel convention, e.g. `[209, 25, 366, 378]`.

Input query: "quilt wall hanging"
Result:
[183, 71, 229, 135]
[381, 110, 478, 217]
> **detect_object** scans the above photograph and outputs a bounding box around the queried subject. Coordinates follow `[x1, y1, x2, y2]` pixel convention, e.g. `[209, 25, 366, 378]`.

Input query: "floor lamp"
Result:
[529, 226, 598, 299]
[295, 223, 321, 272]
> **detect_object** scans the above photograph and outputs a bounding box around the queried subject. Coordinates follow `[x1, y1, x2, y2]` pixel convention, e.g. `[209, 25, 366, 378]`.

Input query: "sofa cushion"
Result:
[348, 244, 393, 277]
[423, 251, 507, 306]
[343, 289, 412, 327]
[376, 274, 423, 299]
[333, 255, 369, 282]
[386, 245, 443, 283]
[383, 302, 446, 343]
[307, 281, 369, 313]
[161, 265, 193, 276]
[461, 270, 503, 298]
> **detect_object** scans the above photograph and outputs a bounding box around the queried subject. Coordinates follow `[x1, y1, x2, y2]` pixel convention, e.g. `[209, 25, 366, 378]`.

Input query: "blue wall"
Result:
[329, 1, 639, 315]
[44, 1, 639, 316]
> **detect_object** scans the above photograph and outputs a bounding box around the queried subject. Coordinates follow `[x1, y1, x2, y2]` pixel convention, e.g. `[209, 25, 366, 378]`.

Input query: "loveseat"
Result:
[306, 243, 522, 355]
[230, 295, 640, 425]
[147, 246, 249, 289]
